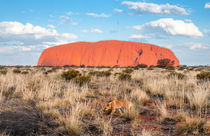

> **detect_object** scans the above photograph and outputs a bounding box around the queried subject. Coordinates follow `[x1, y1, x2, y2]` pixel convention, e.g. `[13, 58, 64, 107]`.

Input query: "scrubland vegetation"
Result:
[0, 65, 209, 135]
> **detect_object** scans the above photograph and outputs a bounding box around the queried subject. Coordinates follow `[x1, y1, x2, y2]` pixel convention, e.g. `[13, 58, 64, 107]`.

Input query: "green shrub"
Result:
[0, 70, 7, 75]
[167, 72, 186, 80]
[196, 71, 210, 81]
[157, 58, 174, 67]
[73, 76, 91, 86]
[147, 66, 154, 70]
[166, 65, 175, 70]
[176, 118, 206, 135]
[135, 64, 147, 68]
[21, 71, 29, 74]
[88, 70, 111, 77]
[61, 69, 81, 81]
[122, 68, 134, 74]
[118, 73, 131, 81]
[13, 69, 21, 74]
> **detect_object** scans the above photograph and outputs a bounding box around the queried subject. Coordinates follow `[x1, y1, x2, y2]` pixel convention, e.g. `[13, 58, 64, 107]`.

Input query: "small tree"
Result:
[157, 58, 174, 67]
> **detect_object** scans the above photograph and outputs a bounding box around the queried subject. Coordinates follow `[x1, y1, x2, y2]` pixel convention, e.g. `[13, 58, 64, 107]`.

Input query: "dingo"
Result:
[104, 100, 133, 115]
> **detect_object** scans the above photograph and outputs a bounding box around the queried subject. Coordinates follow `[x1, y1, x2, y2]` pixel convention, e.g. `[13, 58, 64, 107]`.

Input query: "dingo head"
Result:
[104, 102, 112, 112]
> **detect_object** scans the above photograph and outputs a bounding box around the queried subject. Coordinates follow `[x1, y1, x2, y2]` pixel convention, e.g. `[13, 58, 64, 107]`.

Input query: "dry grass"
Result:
[0, 66, 209, 135]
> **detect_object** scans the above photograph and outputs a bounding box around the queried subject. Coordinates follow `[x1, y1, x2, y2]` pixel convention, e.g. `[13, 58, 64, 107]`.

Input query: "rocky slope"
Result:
[37, 40, 179, 67]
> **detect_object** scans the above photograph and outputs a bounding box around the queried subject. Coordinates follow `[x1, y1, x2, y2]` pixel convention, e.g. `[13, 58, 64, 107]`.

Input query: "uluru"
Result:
[37, 40, 179, 67]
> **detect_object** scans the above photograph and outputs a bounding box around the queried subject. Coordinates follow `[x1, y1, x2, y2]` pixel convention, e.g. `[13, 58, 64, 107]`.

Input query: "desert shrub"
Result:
[196, 71, 210, 81]
[0, 70, 7, 75]
[121, 109, 138, 121]
[95, 119, 113, 135]
[157, 58, 174, 67]
[13, 69, 21, 74]
[88, 70, 111, 77]
[147, 66, 154, 70]
[167, 72, 186, 80]
[118, 73, 131, 81]
[135, 64, 147, 68]
[166, 65, 175, 70]
[61, 69, 81, 81]
[122, 68, 134, 74]
[178, 66, 187, 71]
[176, 118, 206, 135]
[203, 121, 210, 134]
[21, 71, 29, 74]
[73, 76, 91, 86]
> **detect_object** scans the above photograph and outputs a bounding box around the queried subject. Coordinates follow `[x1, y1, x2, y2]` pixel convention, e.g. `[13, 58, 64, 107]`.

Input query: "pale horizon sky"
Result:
[0, 0, 210, 66]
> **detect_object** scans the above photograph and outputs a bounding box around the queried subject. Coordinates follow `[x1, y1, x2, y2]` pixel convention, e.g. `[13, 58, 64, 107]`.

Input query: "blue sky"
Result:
[0, 0, 210, 66]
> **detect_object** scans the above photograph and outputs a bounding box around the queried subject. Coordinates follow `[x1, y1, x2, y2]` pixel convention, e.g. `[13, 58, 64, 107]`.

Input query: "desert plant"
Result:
[140, 129, 153, 136]
[203, 121, 210, 134]
[131, 89, 149, 105]
[176, 117, 206, 135]
[135, 64, 147, 68]
[88, 70, 111, 77]
[13, 69, 21, 74]
[95, 119, 113, 135]
[196, 71, 210, 81]
[155, 101, 169, 120]
[61, 69, 81, 81]
[167, 72, 186, 80]
[118, 73, 131, 81]
[122, 68, 134, 74]
[157, 58, 174, 67]
[121, 108, 138, 121]
[21, 71, 29, 74]
[73, 76, 91, 86]
[0, 70, 7, 75]
[186, 88, 209, 111]
[166, 65, 175, 70]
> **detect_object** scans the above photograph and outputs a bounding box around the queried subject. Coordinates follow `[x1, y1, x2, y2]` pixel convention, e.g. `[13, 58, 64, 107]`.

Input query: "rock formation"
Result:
[37, 40, 179, 67]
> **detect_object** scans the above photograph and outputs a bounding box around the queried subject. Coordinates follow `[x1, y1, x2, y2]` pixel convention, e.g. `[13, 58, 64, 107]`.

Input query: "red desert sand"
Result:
[38, 40, 179, 67]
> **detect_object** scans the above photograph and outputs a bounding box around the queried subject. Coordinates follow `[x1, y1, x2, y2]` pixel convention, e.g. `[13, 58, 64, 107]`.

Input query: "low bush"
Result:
[176, 118, 206, 135]
[135, 64, 147, 68]
[118, 73, 131, 81]
[73, 76, 91, 86]
[157, 58, 175, 67]
[21, 71, 29, 74]
[61, 69, 81, 81]
[196, 71, 210, 81]
[0, 70, 7, 75]
[167, 72, 186, 80]
[166, 65, 175, 70]
[88, 70, 111, 77]
[13, 69, 21, 74]
[122, 68, 134, 74]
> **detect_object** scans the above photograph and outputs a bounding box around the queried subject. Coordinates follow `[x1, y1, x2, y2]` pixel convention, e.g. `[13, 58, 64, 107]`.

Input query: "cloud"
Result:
[129, 34, 149, 39]
[122, 1, 189, 15]
[205, 3, 210, 8]
[132, 18, 203, 37]
[184, 19, 192, 23]
[184, 43, 209, 50]
[114, 8, 124, 13]
[47, 24, 55, 28]
[81, 29, 88, 33]
[90, 28, 103, 33]
[0, 21, 77, 52]
[0, 45, 36, 53]
[60, 16, 77, 25]
[204, 30, 210, 36]
[86, 13, 110, 18]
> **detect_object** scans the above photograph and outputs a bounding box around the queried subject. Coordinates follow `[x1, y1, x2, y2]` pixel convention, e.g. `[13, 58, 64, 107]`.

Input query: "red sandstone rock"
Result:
[37, 40, 179, 67]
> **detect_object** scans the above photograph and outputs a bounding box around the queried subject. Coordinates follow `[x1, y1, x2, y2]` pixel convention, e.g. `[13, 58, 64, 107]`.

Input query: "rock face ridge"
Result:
[37, 40, 180, 67]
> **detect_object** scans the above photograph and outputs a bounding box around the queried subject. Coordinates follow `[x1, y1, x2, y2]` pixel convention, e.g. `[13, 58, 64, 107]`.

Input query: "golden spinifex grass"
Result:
[0, 66, 209, 135]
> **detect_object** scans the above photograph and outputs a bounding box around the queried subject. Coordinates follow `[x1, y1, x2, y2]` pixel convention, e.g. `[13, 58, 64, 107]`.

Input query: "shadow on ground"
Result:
[0, 99, 59, 136]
